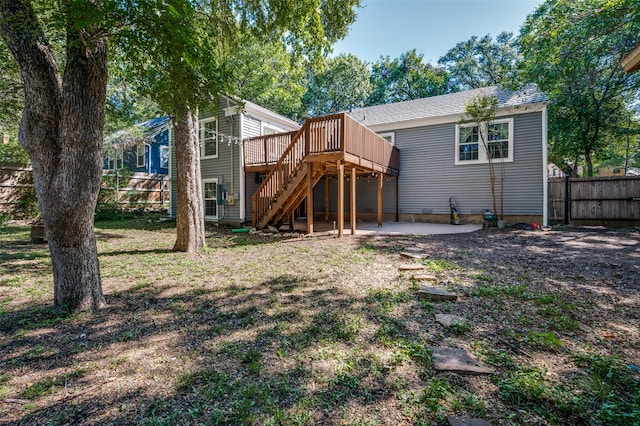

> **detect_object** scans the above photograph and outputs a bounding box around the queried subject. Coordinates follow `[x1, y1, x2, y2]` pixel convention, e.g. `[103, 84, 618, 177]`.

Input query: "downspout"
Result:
[542, 105, 549, 227]
[239, 113, 246, 223]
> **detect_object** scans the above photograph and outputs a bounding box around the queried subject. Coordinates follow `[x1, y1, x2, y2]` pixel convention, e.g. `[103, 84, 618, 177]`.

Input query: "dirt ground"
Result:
[0, 221, 638, 425]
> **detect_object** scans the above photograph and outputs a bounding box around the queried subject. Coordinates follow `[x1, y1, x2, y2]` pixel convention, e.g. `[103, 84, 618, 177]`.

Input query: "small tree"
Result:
[462, 94, 507, 220]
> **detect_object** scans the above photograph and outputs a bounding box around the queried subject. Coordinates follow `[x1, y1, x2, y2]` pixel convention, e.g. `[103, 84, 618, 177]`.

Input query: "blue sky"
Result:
[332, 0, 542, 64]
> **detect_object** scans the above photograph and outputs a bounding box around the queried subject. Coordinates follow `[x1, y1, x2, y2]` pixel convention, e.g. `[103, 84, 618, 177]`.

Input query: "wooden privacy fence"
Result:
[549, 176, 640, 226]
[0, 162, 169, 215]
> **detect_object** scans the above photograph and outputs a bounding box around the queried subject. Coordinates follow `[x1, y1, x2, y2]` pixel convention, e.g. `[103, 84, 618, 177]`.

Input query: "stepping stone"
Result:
[447, 416, 492, 426]
[412, 273, 437, 283]
[435, 314, 467, 327]
[398, 264, 424, 271]
[397, 239, 414, 245]
[418, 286, 457, 302]
[430, 347, 494, 375]
[400, 251, 428, 260]
[403, 246, 424, 253]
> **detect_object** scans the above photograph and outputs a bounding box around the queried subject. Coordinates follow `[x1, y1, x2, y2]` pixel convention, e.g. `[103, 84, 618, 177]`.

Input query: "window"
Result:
[262, 123, 280, 136]
[106, 149, 123, 170]
[203, 179, 218, 220]
[379, 132, 395, 145]
[488, 122, 509, 159]
[200, 118, 218, 158]
[455, 118, 513, 165]
[159, 145, 169, 169]
[137, 144, 146, 168]
[458, 126, 479, 161]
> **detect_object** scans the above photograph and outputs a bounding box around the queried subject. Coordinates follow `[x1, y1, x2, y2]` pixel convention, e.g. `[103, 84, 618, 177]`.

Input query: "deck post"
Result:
[337, 160, 344, 237]
[307, 162, 314, 235]
[351, 167, 357, 235]
[395, 176, 399, 222]
[324, 175, 330, 223]
[263, 137, 268, 165]
[378, 173, 383, 227]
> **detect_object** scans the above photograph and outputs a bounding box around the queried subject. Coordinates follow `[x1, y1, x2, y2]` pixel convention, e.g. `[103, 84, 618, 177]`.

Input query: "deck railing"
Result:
[250, 113, 400, 226]
[243, 131, 297, 167]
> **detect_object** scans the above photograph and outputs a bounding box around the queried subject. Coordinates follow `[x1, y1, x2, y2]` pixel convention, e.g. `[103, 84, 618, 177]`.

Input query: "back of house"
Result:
[347, 84, 549, 225]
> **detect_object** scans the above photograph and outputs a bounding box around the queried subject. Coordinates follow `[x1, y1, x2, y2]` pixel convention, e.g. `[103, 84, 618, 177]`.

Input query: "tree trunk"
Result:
[584, 149, 594, 177]
[1, 0, 107, 312]
[172, 108, 206, 252]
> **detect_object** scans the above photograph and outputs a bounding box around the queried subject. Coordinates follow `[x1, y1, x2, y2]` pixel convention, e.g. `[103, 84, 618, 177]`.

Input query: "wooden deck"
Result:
[243, 113, 400, 234]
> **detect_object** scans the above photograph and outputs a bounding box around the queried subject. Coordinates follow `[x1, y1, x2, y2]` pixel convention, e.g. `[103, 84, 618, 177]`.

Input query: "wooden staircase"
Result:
[249, 113, 400, 229]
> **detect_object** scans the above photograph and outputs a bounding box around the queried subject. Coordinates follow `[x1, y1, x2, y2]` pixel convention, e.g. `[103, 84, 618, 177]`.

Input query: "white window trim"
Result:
[455, 118, 514, 165]
[202, 178, 219, 221]
[136, 144, 146, 168]
[200, 117, 218, 159]
[378, 132, 395, 146]
[261, 122, 281, 136]
[159, 145, 169, 169]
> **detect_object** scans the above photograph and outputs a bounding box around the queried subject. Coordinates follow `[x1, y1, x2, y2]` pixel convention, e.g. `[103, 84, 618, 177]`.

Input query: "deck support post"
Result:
[351, 167, 357, 235]
[306, 162, 314, 235]
[395, 176, 399, 222]
[378, 173, 383, 227]
[337, 160, 344, 237]
[324, 175, 330, 223]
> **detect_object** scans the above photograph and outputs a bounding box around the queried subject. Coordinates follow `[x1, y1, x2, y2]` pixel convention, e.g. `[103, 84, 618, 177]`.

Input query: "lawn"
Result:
[0, 217, 639, 425]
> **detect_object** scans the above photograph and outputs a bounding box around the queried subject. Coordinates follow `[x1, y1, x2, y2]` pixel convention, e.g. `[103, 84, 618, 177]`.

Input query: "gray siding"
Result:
[200, 104, 242, 223]
[395, 111, 543, 216]
[313, 176, 397, 214]
[243, 115, 262, 139]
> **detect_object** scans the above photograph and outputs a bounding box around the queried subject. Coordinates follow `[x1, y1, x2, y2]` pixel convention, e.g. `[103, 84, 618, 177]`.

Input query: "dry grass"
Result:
[0, 217, 638, 425]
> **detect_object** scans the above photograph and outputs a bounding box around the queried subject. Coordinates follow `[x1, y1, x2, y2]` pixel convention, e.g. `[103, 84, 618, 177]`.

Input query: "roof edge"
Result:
[363, 102, 548, 133]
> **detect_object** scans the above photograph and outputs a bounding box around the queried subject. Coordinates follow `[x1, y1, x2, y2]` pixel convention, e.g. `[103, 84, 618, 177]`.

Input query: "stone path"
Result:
[395, 240, 493, 424]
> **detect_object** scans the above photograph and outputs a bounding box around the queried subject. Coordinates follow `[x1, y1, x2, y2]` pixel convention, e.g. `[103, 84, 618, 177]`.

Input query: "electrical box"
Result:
[227, 194, 235, 206]
[217, 184, 228, 205]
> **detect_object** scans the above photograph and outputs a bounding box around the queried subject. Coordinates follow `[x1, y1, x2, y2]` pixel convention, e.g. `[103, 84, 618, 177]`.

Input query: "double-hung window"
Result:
[200, 118, 218, 158]
[458, 126, 479, 161]
[203, 179, 218, 220]
[107, 149, 123, 170]
[159, 145, 169, 169]
[137, 144, 146, 168]
[455, 118, 513, 165]
[488, 122, 509, 159]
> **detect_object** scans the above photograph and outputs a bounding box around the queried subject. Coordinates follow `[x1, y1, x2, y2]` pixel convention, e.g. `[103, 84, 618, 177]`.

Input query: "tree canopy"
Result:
[302, 53, 371, 116]
[367, 49, 453, 105]
[439, 32, 520, 90]
[519, 0, 640, 176]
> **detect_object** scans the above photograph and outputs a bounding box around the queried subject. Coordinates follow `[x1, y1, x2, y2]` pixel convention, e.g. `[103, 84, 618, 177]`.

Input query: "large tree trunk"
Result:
[173, 107, 206, 252]
[1, 0, 107, 312]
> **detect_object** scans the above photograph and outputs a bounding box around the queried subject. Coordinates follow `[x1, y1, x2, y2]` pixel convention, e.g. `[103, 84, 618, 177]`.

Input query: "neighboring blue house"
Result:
[104, 116, 170, 175]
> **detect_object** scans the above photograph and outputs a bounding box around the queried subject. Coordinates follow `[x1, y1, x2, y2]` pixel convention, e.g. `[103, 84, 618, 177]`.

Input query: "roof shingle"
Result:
[347, 84, 547, 126]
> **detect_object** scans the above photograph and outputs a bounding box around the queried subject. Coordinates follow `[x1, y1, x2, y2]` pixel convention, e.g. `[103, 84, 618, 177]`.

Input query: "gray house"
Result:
[168, 97, 300, 224]
[172, 85, 548, 232]
[345, 85, 549, 226]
